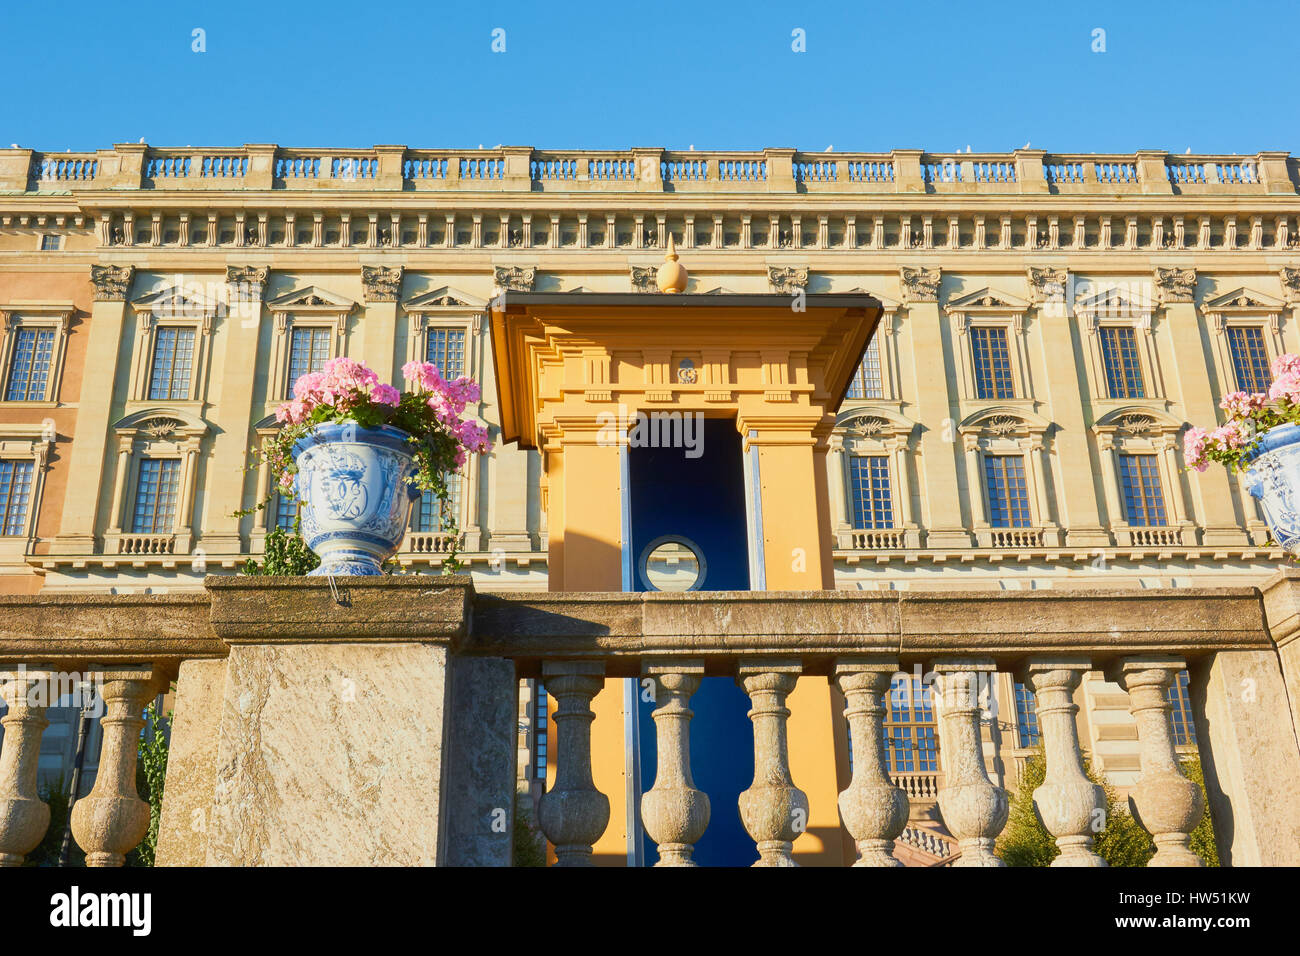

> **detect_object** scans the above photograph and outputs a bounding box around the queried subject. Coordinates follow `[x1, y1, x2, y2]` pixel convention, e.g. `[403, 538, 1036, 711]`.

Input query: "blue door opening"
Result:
[628, 417, 754, 866]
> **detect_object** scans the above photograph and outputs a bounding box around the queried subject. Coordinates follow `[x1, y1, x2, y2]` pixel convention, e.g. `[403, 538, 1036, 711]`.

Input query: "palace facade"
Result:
[1, 143, 1297, 863]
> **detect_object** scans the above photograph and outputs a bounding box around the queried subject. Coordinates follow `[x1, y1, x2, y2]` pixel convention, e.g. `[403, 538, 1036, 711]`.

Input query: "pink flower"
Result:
[275, 399, 310, 425]
[1219, 390, 1266, 419]
[1210, 421, 1253, 451]
[372, 384, 401, 407]
[402, 360, 444, 394]
[1183, 426, 1209, 472]
[1272, 353, 1300, 379]
[1270, 371, 1300, 405]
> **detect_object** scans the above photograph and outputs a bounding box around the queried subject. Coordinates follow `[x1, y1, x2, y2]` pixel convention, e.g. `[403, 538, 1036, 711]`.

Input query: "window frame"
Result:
[0, 426, 53, 555]
[0, 304, 73, 406]
[128, 287, 217, 404]
[1118, 452, 1169, 527]
[946, 288, 1034, 404]
[1075, 286, 1164, 404]
[265, 286, 356, 402]
[847, 454, 894, 530]
[1203, 288, 1288, 397]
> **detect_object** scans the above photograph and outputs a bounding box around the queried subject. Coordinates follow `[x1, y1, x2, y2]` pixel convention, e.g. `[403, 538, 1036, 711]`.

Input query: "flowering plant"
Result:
[1183, 353, 1300, 473]
[239, 357, 491, 561]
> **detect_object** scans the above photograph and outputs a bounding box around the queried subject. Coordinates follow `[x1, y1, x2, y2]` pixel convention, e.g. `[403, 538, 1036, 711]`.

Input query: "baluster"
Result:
[835, 660, 908, 866]
[537, 661, 609, 866]
[1111, 657, 1204, 867]
[932, 661, 1008, 866]
[0, 670, 53, 866]
[70, 668, 159, 867]
[640, 662, 709, 866]
[737, 664, 807, 866]
[1022, 657, 1107, 866]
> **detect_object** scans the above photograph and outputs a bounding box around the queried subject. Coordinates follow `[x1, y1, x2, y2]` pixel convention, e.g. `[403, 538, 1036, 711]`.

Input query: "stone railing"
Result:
[891, 772, 942, 801]
[2, 144, 1296, 196]
[899, 824, 957, 859]
[2, 578, 1299, 867]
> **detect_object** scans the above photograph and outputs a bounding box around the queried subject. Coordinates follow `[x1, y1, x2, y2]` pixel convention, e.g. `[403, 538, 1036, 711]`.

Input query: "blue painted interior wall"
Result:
[629, 418, 755, 866]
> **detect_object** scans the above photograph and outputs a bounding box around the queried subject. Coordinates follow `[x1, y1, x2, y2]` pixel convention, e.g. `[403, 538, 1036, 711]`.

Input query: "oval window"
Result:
[639, 536, 706, 592]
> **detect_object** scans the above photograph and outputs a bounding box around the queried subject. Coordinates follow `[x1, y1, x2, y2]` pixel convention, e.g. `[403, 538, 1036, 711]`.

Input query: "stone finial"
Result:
[361, 265, 404, 302]
[768, 266, 809, 295]
[656, 233, 688, 293]
[1154, 267, 1197, 303]
[91, 265, 134, 301]
[900, 266, 940, 303]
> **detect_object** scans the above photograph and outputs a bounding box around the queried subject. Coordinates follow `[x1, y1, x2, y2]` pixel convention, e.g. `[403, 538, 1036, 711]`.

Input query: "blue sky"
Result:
[2, 0, 1296, 154]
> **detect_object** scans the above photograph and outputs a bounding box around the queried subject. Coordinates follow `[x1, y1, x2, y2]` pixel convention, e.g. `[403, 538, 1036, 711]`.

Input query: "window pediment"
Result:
[1073, 286, 1156, 330]
[402, 286, 487, 312]
[1092, 405, 1183, 440]
[132, 285, 219, 320]
[1202, 287, 1286, 333]
[113, 407, 209, 439]
[959, 406, 1050, 438]
[836, 407, 916, 439]
[267, 286, 356, 314]
[945, 287, 1031, 315]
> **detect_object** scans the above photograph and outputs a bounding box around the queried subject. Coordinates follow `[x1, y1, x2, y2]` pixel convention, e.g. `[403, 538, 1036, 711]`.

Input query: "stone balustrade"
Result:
[3, 144, 1296, 196]
[1, 578, 1299, 867]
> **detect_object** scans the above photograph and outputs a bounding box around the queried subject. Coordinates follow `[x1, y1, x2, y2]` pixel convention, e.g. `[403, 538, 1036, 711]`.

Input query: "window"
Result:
[984, 455, 1032, 528]
[286, 327, 332, 395]
[1098, 326, 1145, 398]
[1119, 454, 1167, 526]
[1013, 682, 1040, 748]
[274, 493, 299, 531]
[884, 676, 938, 775]
[40, 235, 61, 251]
[533, 684, 549, 782]
[971, 326, 1015, 399]
[0, 460, 34, 535]
[131, 459, 181, 534]
[5, 328, 56, 401]
[1167, 670, 1197, 747]
[147, 327, 197, 401]
[425, 327, 467, 380]
[848, 455, 893, 529]
[413, 472, 463, 533]
[846, 340, 883, 399]
[1226, 326, 1271, 393]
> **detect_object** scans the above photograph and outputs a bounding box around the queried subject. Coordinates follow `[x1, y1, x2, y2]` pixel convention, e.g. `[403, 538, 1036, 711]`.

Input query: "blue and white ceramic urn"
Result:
[1243, 422, 1300, 556]
[292, 422, 421, 575]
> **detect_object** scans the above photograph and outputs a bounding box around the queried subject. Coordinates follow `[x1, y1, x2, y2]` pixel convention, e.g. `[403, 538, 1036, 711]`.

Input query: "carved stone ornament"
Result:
[1027, 267, 1068, 303]
[361, 266, 404, 302]
[847, 416, 890, 436]
[1154, 267, 1197, 303]
[494, 265, 537, 293]
[676, 359, 698, 384]
[142, 417, 182, 439]
[1118, 414, 1156, 435]
[1280, 267, 1300, 301]
[226, 265, 269, 290]
[985, 415, 1022, 436]
[768, 266, 809, 295]
[630, 265, 659, 293]
[91, 265, 134, 301]
[900, 267, 940, 303]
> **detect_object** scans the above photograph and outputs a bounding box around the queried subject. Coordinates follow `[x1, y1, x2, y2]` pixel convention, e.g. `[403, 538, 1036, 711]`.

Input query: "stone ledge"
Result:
[206, 574, 471, 645]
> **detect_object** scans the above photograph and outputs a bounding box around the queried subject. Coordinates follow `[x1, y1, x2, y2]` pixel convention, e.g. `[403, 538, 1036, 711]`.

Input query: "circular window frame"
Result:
[637, 534, 707, 592]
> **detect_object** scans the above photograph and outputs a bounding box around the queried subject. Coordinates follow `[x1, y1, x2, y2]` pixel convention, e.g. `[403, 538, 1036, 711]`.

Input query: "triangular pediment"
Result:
[703, 286, 739, 295]
[845, 287, 902, 311]
[1073, 286, 1156, 318]
[1202, 287, 1286, 313]
[267, 285, 356, 312]
[944, 287, 1030, 313]
[132, 285, 218, 316]
[402, 286, 487, 311]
